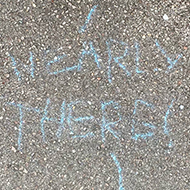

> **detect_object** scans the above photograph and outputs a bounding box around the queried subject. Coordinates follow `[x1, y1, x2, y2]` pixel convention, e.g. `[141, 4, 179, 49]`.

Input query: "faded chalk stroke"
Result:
[110, 153, 125, 190]
[46, 54, 70, 75]
[131, 100, 156, 140]
[135, 42, 145, 74]
[168, 139, 173, 148]
[163, 99, 174, 135]
[49, 64, 79, 75]
[45, 53, 79, 75]
[106, 39, 131, 83]
[56, 101, 66, 138]
[163, 99, 174, 147]
[18, 106, 23, 151]
[7, 101, 40, 150]
[133, 100, 153, 115]
[9, 52, 35, 81]
[155, 39, 183, 72]
[101, 101, 122, 143]
[40, 98, 51, 142]
[29, 52, 35, 78]
[9, 54, 22, 81]
[79, 5, 98, 33]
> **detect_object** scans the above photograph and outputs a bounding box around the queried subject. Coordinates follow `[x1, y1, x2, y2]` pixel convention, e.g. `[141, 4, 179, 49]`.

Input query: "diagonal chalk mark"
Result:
[155, 40, 183, 72]
[79, 5, 98, 33]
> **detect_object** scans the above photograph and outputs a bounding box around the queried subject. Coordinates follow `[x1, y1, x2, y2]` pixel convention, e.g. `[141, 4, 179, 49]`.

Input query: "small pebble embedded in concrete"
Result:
[163, 14, 169, 21]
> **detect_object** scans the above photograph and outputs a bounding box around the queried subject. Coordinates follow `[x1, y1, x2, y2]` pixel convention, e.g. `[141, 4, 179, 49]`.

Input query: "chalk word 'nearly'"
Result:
[8, 3, 182, 82]
[2, 97, 174, 151]
[9, 38, 183, 83]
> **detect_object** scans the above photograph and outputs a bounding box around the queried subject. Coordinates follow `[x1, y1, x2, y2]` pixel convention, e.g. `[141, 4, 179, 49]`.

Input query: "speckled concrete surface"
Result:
[0, 0, 189, 189]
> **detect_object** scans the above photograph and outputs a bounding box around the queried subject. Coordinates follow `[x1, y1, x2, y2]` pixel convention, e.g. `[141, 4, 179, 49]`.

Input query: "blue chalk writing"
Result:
[106, 40, 112, 83]
[132, 100, 156, 140]
[74, 115, 94, 122]
[3, 97, 177, 151]
[9, 52, 35, 81]
[133, 100, 153, 115]
[135, 42, 145, 74]
[46, 54, 66, 72]
[163, 99, 174, 135]
[101, 101, 122, 143]
[78, 41, 100, 71]
[9, 54, 22, 81]
[168, 140, 173, 148]
[79, 5, 98, 33]
[29, 52, 35, 78]
[67, 101, 80, 134]
[163, 100, 174, 147]
[18, 106, 23, 151]
[40, 98, 51, 142]
[6, 101, 40, 150]
[45, 54, 79, 75]
[155, 40, 183, 72]
[56, 101, 66, 138]
[106, 39, 131, 83]
[131, 119, 156, 140]
[40, 99, 61, 140]
[67, 101, 94, 136]
[110, 153, 125, 190]
[7, 102, 40, 113]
